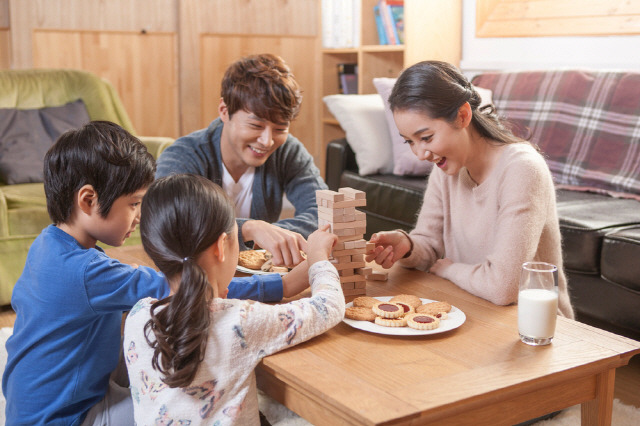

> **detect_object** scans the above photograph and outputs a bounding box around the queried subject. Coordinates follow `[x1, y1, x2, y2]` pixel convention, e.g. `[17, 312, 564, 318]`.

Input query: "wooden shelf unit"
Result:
[320, 0, 462, 168]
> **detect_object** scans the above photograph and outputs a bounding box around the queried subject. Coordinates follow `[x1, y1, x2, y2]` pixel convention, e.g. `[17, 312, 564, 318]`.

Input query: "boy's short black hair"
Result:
[44, 121, 156, 224]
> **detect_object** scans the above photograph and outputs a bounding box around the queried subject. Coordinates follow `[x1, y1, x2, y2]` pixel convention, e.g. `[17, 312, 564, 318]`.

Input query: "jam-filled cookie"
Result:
[394, 301, 415, 315]
[352, 296, 379, 309]
[345, 306, 377, 322]
[372, 302, 404, 319]
[416, 301, 452, 315]
[390, 294, 422, 309]
[375, 316, 408, 327]
[405, 313, 440, 330]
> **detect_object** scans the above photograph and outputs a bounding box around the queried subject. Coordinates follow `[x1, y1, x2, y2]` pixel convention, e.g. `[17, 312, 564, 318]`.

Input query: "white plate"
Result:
[342, 296, 466, 336]
[236, 250, 288, 276]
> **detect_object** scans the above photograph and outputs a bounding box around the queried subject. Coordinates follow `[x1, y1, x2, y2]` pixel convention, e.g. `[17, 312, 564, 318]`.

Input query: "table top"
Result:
[106, 245, 640, 425]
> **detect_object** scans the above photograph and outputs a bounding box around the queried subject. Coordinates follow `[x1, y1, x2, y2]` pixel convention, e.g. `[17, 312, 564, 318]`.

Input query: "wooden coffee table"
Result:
[106, 245, 640, 425]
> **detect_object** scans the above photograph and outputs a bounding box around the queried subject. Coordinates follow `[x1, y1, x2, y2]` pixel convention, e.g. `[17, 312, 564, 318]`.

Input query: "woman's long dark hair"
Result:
[388, 60, 529, 146]
[140, 174, 236, 388]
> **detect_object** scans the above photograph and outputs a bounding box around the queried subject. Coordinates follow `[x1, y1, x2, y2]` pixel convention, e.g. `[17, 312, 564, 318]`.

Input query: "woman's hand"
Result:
[429, 258, 452, 276]
[365, 231, 412, 269]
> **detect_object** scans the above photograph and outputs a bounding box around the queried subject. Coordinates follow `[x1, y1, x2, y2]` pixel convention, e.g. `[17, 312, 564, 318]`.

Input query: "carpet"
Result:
[1, 327, 638, 425]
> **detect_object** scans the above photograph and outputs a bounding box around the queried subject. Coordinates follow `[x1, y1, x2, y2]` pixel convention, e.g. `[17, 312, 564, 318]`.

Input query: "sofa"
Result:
[325, 70, 640, 340]
[0, 69, 174, 305]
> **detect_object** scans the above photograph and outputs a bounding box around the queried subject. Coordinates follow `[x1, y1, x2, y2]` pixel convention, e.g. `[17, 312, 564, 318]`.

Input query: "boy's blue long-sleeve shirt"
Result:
[2, 225, 282, 425]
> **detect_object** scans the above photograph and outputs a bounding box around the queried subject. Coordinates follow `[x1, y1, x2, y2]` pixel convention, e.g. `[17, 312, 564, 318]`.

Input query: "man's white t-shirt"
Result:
[222, 165, 255, 218]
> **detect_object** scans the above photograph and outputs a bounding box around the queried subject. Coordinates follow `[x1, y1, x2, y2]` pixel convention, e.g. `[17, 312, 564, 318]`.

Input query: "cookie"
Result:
[432, 311, 447, 320]
[390, 294, 422, 309]
[375, 316, 408, 327]
[416, 301, 452, 315]
[238, 250, 267, 270]
[372, 302, 403, 319]
[405, 313, 440, 330]
[394, 301, 415, 315]
[352, 296, 379, 309]
[345, 306, 376, 322]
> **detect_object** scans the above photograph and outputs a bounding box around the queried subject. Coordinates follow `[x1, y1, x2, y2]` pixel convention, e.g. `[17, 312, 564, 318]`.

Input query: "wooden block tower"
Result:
[316, 187, 375, 297]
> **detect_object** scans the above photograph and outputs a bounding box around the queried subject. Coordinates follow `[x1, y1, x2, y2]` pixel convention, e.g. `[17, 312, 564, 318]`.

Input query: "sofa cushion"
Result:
[472, 70, 640, 197]
[556, 189, 640, 274]
[0, 183, 47, 209]
[0, 99, 90, 184]
[323, 94, 394, 176]
[601, 226, 640, 292]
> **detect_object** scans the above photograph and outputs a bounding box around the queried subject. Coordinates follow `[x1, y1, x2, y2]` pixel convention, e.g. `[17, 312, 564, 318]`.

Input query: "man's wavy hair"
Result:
[221, 53, 302, 124]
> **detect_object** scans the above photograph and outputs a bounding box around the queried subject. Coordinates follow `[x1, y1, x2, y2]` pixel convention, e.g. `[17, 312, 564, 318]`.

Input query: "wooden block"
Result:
[337, 234, 364, 243]
[331, 198, 366, 209]
[333, 241, 346, 251]
[356, 267, 372, 276]
[354, 280, 367, 289]
[338, 187, 366, 200]
[343, 288, 367, 296]
[368, 270, 389, 281]
[344, 239, 366, 249]
[332, 220, 367, 230]
[316, 189, 344, 202]
[339, 268, 355, 277]
[334, 255, 351, 263]
[342, 207, 356, 215]
[334, 227, 356, 237]
[366, 242, 375, 252]
[340, 274, 366, 283]
[350, 253, 364, 262]
[332, 247, 366, 257]
[341, 281, 355, 290]
[333, 261, 367, 270]
[355, 211, 366, 221]
[354, 226, 366, 235]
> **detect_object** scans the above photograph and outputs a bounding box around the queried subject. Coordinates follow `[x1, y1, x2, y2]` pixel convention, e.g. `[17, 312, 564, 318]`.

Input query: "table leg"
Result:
[581, 368, 615, 426]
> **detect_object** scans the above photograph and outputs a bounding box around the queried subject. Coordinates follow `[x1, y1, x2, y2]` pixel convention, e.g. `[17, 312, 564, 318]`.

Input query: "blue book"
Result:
[389, 5, 404, 44]
[373, 4, 388, 45]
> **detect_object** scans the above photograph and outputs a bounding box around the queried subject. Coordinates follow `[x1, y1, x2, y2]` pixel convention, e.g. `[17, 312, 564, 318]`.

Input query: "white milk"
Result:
[518, 288, 558, 339]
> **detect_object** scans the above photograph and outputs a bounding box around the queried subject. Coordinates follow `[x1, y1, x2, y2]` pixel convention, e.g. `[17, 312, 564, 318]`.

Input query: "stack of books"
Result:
[322, 0, 361, 48]
[374, 0, 404, 45]
[337, 63, 358, 94]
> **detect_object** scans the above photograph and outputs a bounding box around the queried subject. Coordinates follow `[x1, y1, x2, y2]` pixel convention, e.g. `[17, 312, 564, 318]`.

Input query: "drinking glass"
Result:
[518, 262, 559, 346]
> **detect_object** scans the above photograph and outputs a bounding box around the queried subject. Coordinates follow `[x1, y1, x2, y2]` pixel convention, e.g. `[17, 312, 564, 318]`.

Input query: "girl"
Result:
[124, 174, 344, 424]
[366, 61, 573, 318]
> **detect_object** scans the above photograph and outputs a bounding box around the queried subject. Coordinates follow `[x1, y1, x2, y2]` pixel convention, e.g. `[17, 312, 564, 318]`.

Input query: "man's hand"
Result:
[242, 220, 307, 267]
[365, 231, 412, 269]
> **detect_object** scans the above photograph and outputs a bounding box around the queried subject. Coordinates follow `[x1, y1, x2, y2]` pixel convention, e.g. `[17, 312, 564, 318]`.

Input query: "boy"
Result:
[2, 121, 293, 425]
[156, 54, 328, 267]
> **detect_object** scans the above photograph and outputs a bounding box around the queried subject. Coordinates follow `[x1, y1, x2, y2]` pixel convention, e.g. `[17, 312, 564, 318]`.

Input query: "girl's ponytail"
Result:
[140, 174, 236, 388]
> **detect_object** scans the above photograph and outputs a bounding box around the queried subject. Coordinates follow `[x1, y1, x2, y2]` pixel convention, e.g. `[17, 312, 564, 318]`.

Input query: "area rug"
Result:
[1, 327, 638, 425]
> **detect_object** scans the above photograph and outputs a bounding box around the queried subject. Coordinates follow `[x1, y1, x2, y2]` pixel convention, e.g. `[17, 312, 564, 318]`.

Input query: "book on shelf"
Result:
[321, 0, 360, 48]
[337, 63, 358, 95]
[375, 0, 404, 46]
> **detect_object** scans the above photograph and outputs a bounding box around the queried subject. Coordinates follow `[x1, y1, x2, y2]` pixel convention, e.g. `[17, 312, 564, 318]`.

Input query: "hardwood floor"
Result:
[0, 305, 638, 409]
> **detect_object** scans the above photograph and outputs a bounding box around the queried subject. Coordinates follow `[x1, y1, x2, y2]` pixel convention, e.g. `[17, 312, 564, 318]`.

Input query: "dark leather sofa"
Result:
[325, 69, 640, 340]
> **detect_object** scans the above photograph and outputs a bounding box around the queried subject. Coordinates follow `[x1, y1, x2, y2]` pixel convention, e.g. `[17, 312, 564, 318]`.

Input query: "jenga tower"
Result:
[316, 188, 374, 297]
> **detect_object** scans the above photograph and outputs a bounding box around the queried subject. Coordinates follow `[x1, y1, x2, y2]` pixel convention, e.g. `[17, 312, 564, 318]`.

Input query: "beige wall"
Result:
[2, 0, 322, 164]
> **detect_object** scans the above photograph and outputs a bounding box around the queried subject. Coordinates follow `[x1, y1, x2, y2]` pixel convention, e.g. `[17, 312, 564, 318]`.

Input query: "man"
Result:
[156, 53, 327, 266]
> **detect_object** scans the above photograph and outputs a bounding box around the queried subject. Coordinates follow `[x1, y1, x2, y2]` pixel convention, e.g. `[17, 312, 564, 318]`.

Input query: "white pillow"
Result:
[373, 78, 494, 176]
[323, 94, 394, 176]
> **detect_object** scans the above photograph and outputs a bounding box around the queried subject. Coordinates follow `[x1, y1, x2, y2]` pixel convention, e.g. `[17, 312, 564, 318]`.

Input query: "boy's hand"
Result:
[305, 225, 337, 266]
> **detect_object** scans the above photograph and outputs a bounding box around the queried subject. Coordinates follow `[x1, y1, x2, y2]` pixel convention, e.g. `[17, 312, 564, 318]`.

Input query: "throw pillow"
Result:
[323, 94, 394, 176]
[0, 99, 90, 184]
[373, 78, 493, 176]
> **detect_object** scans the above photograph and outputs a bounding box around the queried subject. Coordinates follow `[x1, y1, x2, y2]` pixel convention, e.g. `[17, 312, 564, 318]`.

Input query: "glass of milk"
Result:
[518, 262, 559, 346]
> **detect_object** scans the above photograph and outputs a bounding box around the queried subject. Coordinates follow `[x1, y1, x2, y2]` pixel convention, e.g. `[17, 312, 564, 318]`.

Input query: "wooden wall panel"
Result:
[477, 0, 640, 37]
[0, 30, 9, 69]
[32, 30, 179, 138]
[200, 34, 320, 160]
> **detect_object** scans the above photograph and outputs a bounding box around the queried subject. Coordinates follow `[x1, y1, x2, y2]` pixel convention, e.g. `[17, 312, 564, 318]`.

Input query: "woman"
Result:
[366, 61, 573, 317]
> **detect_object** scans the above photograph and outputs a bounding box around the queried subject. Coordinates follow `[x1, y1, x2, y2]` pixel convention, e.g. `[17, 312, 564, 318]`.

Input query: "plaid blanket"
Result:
[472, 70, 640, 197]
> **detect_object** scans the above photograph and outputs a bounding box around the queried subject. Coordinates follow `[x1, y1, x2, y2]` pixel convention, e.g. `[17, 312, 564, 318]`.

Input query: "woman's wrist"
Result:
[395, 229, 413, 259]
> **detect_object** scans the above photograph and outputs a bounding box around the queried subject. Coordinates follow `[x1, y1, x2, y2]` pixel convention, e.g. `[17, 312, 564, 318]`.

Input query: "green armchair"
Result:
[0, 69, 174, 305]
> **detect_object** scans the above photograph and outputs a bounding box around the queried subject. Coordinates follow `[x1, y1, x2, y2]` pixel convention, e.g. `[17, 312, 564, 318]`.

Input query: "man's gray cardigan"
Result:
[156, 118, 328, 250]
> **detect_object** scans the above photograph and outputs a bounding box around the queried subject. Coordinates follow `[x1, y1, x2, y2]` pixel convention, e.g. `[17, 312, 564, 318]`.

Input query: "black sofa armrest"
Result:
[326, 138, 358, 191]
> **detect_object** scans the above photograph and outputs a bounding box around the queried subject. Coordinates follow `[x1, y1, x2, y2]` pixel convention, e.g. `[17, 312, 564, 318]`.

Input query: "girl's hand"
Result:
[305, 225, 338, 266]
[365, 231, 412, 269]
